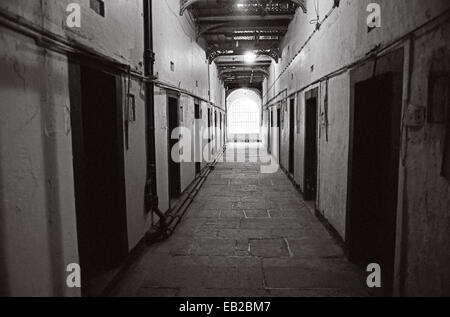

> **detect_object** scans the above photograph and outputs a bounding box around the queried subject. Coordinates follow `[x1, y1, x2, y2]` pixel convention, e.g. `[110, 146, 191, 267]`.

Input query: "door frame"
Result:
[194, 100, 201, 175]
[304, 87, 319, 202]
[346, 47, 405, 295]
[166, 90, 181, 207]
[268, 109, 271, 153]
[289, 96, 296, 175]
[276, 106, 281, 162]
[207, 108, 212, 159]
[69, 61, 128, 296]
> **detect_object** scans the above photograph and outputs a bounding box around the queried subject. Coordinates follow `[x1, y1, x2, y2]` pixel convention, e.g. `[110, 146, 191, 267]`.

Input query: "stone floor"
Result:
[109, 143, 369, 297]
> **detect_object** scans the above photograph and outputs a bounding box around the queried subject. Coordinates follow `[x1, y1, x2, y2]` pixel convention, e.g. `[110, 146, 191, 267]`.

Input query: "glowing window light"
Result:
[228, 100, 261, 134]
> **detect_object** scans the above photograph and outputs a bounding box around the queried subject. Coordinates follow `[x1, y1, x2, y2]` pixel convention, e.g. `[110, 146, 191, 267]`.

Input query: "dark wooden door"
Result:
[268, 110, 272, 154]
[304, 94, 318, 201]
[168, 96, 181, 202]
[195, 103, 201, 175]
[289, 98, 296, 175]
[277, 108, 281, 161]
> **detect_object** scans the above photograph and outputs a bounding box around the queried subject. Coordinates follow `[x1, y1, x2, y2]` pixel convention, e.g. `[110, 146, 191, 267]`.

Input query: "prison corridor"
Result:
[109, 143, 369, 297]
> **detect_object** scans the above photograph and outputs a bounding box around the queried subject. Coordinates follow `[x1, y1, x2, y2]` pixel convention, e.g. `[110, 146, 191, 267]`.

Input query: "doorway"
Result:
[289, 97, 296, 175]
[195, 102, 201, 175]
[219, 112, 222, 149]
[348, 72, 402, 295]
[223, 112, 226, 145]
[168, 95, 181, 207]
[70, 64, 128, 295]
[304, 89, 318, 202]
[276, 107, 281, 162]
[207, 108, 212, 160]
[214, 110, 218, 155]
[268, 110, 272, 154]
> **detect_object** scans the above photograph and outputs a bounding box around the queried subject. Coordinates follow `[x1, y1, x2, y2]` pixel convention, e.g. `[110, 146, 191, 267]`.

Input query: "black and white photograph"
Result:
[0, 0, 449, 303]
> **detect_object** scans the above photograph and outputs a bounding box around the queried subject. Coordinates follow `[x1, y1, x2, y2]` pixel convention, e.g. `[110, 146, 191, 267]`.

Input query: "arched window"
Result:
[228, 99, 261, 134]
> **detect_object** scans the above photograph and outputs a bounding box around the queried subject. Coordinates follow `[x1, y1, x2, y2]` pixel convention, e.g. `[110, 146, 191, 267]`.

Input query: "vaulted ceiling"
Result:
[180, 0, 307, 93]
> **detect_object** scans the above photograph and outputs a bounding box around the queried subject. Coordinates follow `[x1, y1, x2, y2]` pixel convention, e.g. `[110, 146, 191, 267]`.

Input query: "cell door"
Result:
[289, 98, 296, 175]
[70, 65, 128, 295]
[219, 112, 222, 149]
[348, 72, 402, 295]
[168, 96, 181, 205]
[277, 108, 281, 162]
[304, 90, 318, 202]
[214, 110, 218, 155]
[207, 108, 212, 161]
[195, 103, 201, 175]
[268, 110, 272, 154]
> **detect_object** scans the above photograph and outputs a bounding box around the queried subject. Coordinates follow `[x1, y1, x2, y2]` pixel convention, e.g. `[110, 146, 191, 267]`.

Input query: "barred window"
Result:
[228, 100, 260, 134]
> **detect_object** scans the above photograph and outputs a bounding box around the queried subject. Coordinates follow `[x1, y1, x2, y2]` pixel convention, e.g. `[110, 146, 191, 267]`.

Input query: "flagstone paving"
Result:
[109, 143, 369, 297]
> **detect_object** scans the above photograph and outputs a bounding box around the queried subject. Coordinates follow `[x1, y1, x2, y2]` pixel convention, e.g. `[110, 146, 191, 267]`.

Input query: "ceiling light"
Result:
[244, 51, 256, 64]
